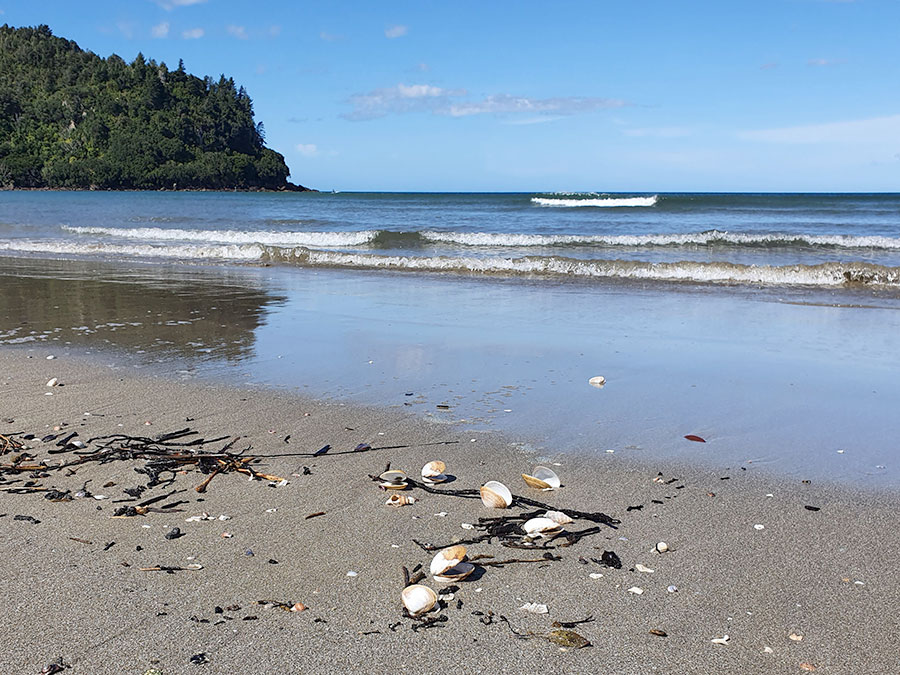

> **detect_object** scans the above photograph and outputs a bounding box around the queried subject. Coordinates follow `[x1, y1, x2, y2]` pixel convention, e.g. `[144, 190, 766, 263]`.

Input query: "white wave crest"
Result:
[62, 226, 376, 248]
[531, 196, 658, 208]
[0, 240, 265, 260]
[421, 229, 900, 250]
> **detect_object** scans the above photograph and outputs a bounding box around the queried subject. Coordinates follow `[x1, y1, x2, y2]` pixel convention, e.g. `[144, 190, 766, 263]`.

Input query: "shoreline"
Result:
[2, 349, 898, 673]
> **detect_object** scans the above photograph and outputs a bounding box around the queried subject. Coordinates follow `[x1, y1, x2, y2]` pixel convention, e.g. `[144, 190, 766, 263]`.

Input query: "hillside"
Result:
[0, 24, 308, 191]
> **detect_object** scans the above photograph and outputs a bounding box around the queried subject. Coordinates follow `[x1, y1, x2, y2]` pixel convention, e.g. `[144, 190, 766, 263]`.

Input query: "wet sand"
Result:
[1, 349, 898, 674]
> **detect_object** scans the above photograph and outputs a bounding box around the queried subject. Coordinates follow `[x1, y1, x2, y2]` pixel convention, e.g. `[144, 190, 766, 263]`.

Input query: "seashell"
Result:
[480, 481, 512, 508]
[521, 466, 560, 491]
[385, 494, 416, 507]
[421, 460, 447, 483]
[588, 375, 606, 388]
[655, 541, 669, 553]
[433, 561, 475, 583]
[543, 510, 574, 526]
[430, 545, 467, 577]
[379, 469, 408, 489]
[401, 584, 437, 617]
[522, 517, 563, 537]
[46, 378, 58, 387]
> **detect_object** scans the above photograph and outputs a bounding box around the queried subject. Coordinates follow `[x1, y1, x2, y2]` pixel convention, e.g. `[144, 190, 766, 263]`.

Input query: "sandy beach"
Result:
[2, 348, 898, 674]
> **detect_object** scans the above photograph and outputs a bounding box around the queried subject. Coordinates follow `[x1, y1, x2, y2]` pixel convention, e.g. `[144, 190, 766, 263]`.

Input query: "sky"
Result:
[2, 0, 899, 192]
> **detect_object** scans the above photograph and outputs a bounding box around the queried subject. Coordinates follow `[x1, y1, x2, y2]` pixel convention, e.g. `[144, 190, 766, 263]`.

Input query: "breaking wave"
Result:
[531, 195, 659, 208]
[62, 225, 376, 248]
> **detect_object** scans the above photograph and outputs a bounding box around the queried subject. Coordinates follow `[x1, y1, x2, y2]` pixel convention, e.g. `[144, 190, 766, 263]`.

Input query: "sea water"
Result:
[1, 191, 899, 486]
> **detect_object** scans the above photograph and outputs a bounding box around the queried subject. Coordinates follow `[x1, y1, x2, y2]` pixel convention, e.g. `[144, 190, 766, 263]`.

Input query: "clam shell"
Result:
[522, 517, 563, 537]
[589, 375, 606, 388]
[401, 584, 437, 617]
[480, 481, 512, 508]
[430, 545, 468, 577]
[379, 469, 407, 484]
[543, 510, 574, 525]
[655, 541, 669, 553]
[421, 460, 447, 484]
[521, 466, 561, 490]
[385, 494, 416, 507]
[433, 561, 475, 583]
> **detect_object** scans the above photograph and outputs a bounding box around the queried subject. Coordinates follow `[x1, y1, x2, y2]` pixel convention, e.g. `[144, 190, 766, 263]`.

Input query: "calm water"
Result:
[1, 191, 899, 487]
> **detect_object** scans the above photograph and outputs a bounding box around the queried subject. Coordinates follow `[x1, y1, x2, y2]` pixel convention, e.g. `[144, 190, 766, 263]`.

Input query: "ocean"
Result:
[1, 191, 899, 486]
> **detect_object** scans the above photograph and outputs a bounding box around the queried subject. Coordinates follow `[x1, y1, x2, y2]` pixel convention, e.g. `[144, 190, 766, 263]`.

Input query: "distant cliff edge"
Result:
[0, 24, 313, 192]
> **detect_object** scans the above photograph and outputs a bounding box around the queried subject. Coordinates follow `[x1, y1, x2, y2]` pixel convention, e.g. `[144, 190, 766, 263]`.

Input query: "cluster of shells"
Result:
[397, 464, 571, 616]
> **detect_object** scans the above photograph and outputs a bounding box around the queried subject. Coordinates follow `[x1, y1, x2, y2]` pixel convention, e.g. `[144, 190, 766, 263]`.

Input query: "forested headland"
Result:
[0, 24, 310, 191]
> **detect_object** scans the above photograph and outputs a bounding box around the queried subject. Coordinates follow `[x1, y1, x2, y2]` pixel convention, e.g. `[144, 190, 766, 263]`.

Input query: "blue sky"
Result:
[2, 0, 899, 191]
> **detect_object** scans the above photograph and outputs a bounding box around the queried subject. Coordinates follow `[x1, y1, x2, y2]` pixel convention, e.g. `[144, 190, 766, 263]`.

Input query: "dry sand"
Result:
[1, 348, 898, 674]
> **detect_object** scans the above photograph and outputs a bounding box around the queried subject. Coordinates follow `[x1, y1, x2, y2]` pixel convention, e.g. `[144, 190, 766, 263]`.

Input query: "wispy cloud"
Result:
[182, 27, 205, 39]
[807, 57, 843, 67]
[296, 143, 319, 157]
[154, 0, 207, 10]
[151, 22, 170, 38]
[344, 84, 625, 121]
[226, 24, 248, 39]
[739, 114, 900, 144]
[445, 94, 625, 117]
[385, 24, 408, 39]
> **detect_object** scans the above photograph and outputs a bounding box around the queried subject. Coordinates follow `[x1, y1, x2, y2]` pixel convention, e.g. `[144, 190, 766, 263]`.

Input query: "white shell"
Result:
[379, 469, 407, 484]
[589, 375, 606, 388]
[401, 584, 437, 616]
[430, 545, 467, 576]
[421, 460, 447, 484]
[522, 517, 562, 537]
[480, 481, 512, 508]
[46, 378, 59, 387]
[543, 510, 574, 525]
[655, 541, 669, 553]
[433, 561, 475, 583]
[521, 466, 561, 490]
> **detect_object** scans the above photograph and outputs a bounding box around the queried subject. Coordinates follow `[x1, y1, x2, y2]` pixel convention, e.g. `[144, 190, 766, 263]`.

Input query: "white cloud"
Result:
[385, 25, 408, 39]
[154, 0, 207, 10]
[343, 84, 626, 121]
[152, 22, 170, 38]
[738, 114, 900, 144]
[227, 24, 248, 40]
[445, 94, 625, 117]
[182, 27, 205, 39]
[296, 143, 318, 157]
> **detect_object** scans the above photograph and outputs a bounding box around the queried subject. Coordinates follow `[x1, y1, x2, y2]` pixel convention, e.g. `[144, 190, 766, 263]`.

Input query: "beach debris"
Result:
[627, 587, 644, 595]
[754, 524, 765, 530]
[401, 584, 437, 616]
[430, 545, 474, 582]
[588, 376, 606, 388]
[460, 523, 475, 530]
[46, 378, 59, 387]
[589, 573, 603, 579]
[40, 657, 70, 674]
[799, 663, 817, 671]
[385, 494, 416, 507]
[546, 629, 590, 649]
[635, 563, 655, 573]
[14, 515, 40, 524]
[313, 444, 330, 456]
[346, 571, 358, 577]
[667, 585, 678, 593]
[164, 527, 183, 540]
[544, 510, 574, 526]
[649, 629, 668, 637]
[189, 653, 209, 665]
[379, 470, 409, 490]
[599, 550, 622, 569]
[520, 602, 549, 614]
[421, 460, 447, 484]
[789, 633, 803, 642]
[711, 635, 730, 645]
[655, 542, 669, 553]
[305, 511, 326, 519]
[804, 505, 821, 512]
[521, 466, 561, 491]
[480, 480, 513, 508]
[684, 434, 706, 443]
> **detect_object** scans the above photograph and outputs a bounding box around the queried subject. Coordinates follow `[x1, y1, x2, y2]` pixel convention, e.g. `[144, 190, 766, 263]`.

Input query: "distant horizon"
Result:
[3, 1, 900, 192]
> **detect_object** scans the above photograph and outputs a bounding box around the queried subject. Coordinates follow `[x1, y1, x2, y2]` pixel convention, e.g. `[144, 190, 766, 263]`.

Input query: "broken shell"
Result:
[521, 466, 560, 491]
[385, 494, 416, 507]
[430, 545, 468, 576]
[480, 481, 512, 508]
[543, 510, 574, 526]
[46, 378, 59, 387]
[421, 461, 447, 484]
[655, 542, 669, 553]
[401, 584, 437, 617]
[588, 375, 606, 388]
[522, 517, 563, 537]
[379, 469, 408, 489]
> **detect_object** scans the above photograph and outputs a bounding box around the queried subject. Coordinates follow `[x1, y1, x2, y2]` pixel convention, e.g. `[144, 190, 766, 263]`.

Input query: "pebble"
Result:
[164, 527, 182, 540]
[346, 571, 358, 577]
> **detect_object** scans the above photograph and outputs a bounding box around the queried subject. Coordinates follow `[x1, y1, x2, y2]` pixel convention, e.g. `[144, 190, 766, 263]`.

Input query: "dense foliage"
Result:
[0, 25, 300, 190]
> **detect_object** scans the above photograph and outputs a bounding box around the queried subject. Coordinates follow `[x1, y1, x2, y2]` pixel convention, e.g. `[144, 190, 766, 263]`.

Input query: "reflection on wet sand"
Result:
[0, 257, 284, 362]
